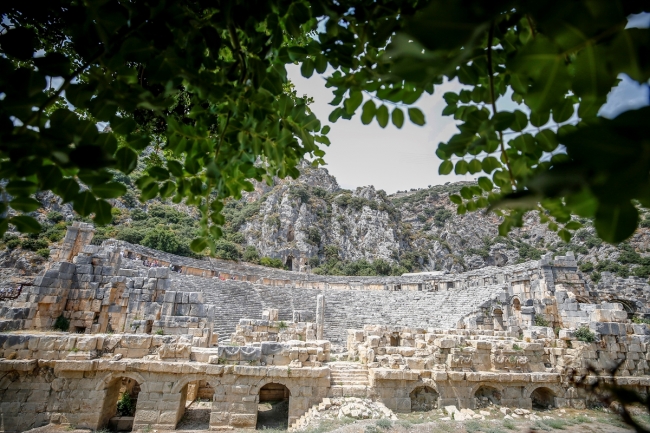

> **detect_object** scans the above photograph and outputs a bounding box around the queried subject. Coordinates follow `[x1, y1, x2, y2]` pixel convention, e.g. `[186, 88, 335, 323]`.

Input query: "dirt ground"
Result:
[23, 406, 649, 433]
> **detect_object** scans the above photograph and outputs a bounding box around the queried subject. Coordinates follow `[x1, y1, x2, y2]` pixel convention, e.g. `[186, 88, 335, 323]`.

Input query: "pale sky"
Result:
[288, 13, 650, 193]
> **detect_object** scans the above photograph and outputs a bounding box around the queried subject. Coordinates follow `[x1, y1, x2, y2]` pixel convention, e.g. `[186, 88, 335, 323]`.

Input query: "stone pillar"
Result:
[53, 222, 95, 262]
[316, 295, 324, 340]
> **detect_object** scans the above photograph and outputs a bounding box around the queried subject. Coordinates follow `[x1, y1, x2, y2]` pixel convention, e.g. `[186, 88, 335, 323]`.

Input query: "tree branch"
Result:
[487, 22, 516, 188]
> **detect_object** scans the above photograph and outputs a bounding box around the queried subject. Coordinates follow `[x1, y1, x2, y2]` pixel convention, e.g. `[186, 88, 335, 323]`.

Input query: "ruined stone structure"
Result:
[2, 224, 650, 432]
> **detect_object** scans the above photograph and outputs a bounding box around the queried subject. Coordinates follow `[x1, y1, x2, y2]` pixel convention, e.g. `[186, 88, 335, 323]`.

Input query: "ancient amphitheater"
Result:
[2, 222, 650, 432]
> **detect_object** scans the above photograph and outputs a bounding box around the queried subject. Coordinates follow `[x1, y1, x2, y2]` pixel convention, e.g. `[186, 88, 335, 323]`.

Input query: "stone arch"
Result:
[523, 383, 564, 401]
[170, 374, 213, 394]
[95, 371, 146, 391]
[511, 297, 521, 311]
[472, 384, 503, 408]
[529, 387, 557, 410]
[612, 299, 637, 319]
[409, 385, 439, 412]
[255, 381, 292, 430]
[97, 374, 144, 431]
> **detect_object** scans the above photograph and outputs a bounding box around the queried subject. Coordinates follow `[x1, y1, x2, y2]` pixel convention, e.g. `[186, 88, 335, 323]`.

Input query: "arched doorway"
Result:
[285, 256, 294, 271]
[410, 386, 439, 412]
[474, 386, 502, 408]
[257, 383, 290, 430]
[492, 308, 504, 331]
[99, 377, 141, 432]
[531, 387, 556, 410]
[176, 380, 213, 430]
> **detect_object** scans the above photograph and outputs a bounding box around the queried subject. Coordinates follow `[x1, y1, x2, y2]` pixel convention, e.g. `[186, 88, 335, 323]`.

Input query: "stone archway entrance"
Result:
[474, 385, 502, 408]
[410, 386, 439, 411]
[99, 377, 141, 432]
[531, 387, 556, 410]
[257, 383, 290, 430]
[285, 256, 294, 271]
[176, 380, 214, 430]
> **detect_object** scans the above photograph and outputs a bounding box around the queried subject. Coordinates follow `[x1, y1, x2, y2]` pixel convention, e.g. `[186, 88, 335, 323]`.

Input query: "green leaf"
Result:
[360, 100, 376, 125]
[552, 99, 574, 123]
[301, 58, 315, 78]
[376, 105, 389, 128]
[529, 111, 550, 127]
[73, 191, 97, 216]
[455, 160, 469, 175]
[493, 112, 514, 131]
[93, 199, 113, 225]
[564, 221, 582, 230]
[159, 181, 176, 198]
[344, 90, 363, 115]
[10, 197, 41, 212]
[535, 130, 558, 152]
[558, 229, 571, 242]
[115, 147, 138, 174]
[510, 110, 528, 132]
[595, 201, 638, 244]
[481, 156, 502, 173]
[408, 107, 425, 126]
[92, 182, 127, 199]
[167, 160, 184, 177]
[54, 178, 80, 203]
[449, 194, 463, 205]
[460, 187, 473, 200]
[468, 159, 482, 174]
[111, 117, 137, 135]
[391, 108, 404, 129]
[439, 160, 453, 175]
[33, 53, 71, 76]
[321, 125, 330, 135]
[190, 237, 208, 252]
[148, 166, 170, 181]
[9, 215, 41, 233]
[478, 177, 493, 191]
[6, 180, 38, 196]
[140, 182, 159, 201]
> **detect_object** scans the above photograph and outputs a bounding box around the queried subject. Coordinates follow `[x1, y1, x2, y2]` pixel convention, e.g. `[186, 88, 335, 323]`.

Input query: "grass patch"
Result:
[544, 419, 567, 429]
[376, 419, 392, 430]
[464, 420, 482, 433]
[502, 418, 516, 430]
[532, 420, 551, 431]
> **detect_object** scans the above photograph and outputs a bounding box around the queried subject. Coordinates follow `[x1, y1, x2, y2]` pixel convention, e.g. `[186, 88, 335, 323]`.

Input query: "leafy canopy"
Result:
[1, 0, 649, 251]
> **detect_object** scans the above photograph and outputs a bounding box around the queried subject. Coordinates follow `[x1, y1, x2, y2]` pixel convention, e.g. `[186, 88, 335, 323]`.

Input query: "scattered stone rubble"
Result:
[1, 223, 650, 432]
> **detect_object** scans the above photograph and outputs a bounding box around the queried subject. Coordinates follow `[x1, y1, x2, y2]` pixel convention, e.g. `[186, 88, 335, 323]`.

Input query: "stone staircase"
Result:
[289, 398, 333, 431]
[327, 362, 370, 398]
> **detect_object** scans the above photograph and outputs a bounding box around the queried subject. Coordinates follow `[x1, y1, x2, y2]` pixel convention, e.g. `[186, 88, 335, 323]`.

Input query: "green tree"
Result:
[1, 0, 649, 249]
[141, 227, 181, 255]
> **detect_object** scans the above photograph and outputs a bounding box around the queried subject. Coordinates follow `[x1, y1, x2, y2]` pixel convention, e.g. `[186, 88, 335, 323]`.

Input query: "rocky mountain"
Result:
[3, 161, 650, 283]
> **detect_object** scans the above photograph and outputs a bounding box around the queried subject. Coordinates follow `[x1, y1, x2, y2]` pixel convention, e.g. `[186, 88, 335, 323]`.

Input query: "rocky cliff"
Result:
[3, 162, 650, 283]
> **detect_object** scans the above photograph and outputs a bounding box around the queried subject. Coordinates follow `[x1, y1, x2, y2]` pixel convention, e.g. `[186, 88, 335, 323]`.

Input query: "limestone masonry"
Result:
[1, 223, 650, 431]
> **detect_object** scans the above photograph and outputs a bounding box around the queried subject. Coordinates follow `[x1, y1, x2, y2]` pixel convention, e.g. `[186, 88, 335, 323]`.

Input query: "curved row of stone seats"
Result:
[111, 239, 559, 289]
[157, 269, 507, 343]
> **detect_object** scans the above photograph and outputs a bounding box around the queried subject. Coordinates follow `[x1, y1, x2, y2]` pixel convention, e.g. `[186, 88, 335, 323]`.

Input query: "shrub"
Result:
[116, 227, 146, 245]
[534, 315, 550, 327]
[304, 227, 321, 245]
[47, 211, 64, 223]
[575, 326, 596, 343]
[242, 246, 260, 263]
[579, 262, 594, 273]
[36, 248, 50, 258]
[53, 315, 70, 332]
[131, 209, 147, 220]
[214, 239, 242, 261]
[142, 227, 182, 255]
[117, 392, 136, 416]
[632, 317, 650, 325]
[4, 235, 21, 249]
[260, 256, 283, 268]
[376, 419, 392, 430]
[591, 271, 602, 283]
[21, 237, 49, 251]
[308, 256, 320, 268]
